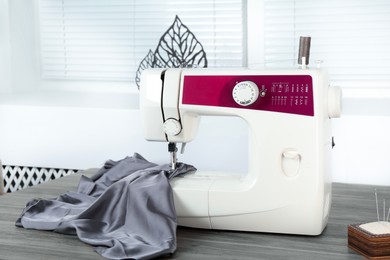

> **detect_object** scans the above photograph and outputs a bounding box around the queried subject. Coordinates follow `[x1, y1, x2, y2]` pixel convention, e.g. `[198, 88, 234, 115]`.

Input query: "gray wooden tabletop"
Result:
[1, 169, 382, 259]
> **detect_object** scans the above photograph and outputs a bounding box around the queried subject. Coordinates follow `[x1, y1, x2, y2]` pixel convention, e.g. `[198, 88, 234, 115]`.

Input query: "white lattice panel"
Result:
[2, 165, 78, 193]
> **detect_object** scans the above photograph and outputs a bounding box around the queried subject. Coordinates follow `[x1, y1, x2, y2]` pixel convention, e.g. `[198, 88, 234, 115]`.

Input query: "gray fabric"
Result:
[16, 153, 196, 260]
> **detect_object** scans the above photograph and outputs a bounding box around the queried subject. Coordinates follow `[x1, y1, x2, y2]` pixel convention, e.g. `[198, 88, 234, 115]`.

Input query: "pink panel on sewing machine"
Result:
[182, 75, 314, 116]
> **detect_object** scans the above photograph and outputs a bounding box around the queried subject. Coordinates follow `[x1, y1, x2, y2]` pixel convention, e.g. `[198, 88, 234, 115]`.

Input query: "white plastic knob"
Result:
[232, 81, 259, 106]
[163, 118, 182, 136]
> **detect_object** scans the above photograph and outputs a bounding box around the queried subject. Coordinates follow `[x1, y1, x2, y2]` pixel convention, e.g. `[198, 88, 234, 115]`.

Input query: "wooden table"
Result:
[0, 169, 379, 259]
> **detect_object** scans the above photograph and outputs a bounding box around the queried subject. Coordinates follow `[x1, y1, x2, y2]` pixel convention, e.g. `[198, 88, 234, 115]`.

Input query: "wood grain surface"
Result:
[1, 169, 383, 259]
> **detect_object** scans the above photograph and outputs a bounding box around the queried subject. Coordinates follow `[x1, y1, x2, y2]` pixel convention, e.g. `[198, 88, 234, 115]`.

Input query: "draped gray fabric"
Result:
[16, 154, 196, 260]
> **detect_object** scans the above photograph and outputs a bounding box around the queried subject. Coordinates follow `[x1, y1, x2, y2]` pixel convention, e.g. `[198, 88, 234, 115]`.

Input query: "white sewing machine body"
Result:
[140, 67, 341, 236]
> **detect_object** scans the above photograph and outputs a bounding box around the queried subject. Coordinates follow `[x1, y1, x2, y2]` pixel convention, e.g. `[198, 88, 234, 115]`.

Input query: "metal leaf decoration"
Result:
[135, 15, 208, 89]
[154, 16, 208, 68]
[135, 50, 163, 88]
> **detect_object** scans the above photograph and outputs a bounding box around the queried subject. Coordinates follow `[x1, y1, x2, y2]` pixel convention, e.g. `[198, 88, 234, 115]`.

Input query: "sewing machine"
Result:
[140, 67, 341, 235]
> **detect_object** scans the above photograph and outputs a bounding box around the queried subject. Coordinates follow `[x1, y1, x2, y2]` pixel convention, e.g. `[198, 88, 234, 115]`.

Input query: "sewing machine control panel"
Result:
[182, 75, 314, 116]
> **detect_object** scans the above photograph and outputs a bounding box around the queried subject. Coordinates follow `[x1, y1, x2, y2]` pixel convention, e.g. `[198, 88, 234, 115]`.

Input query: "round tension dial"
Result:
[232, 81, 260, 106]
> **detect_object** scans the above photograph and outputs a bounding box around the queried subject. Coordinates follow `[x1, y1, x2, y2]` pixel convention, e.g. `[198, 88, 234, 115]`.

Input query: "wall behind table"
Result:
[0, 101, 248, 174]
[332, 115, 390, 186]
[0, 103, 142, 170]
[1, 98, 390, 186]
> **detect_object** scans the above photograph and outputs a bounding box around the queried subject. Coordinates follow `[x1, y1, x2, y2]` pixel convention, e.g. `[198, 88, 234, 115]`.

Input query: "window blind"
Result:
[38, 0, 244, 83]
[264, 0, 390, 86]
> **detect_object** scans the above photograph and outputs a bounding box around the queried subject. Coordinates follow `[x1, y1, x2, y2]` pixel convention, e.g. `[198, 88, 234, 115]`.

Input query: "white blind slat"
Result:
[264, 0, 390, 85]
[39, 0, 244, 83]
